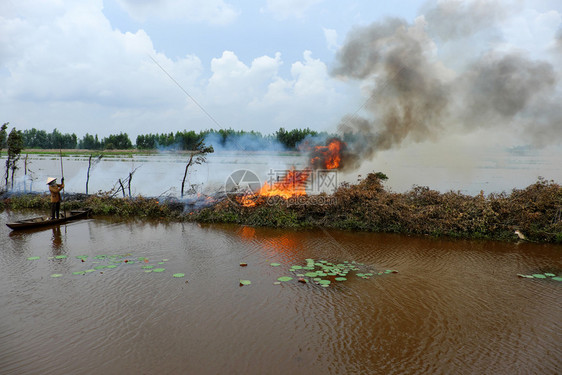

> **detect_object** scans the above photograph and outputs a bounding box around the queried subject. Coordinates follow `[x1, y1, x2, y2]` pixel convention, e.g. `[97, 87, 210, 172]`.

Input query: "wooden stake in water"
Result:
[60, 148, 66, 218]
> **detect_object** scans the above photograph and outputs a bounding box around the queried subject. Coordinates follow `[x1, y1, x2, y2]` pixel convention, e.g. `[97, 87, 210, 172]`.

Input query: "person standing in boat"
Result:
[47, 177, 64, 219]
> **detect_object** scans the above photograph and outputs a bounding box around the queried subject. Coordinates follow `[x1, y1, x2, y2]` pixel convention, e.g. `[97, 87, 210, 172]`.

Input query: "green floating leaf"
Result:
[142, 265, 154, 269]
[72, 271, 85, 275]
[277, 276, 293, 282]
[270, 263, 281, 267]
[305, 272, 318, 278]
[144, 270, 153, 273]
[544, 273, 555, 277]
[173, 273, 185, 278]
[106, 265, 117, 269]
[162, 259, 169, 262]
[152, 268, 165, 273]
[76, 256, 88, 260]
[318, 280, 331, 285]
[551, 276, 562, 281]
[50, 274, 63, 278]
[55, 255, 67, 259]
[291, 265, 303, 270]
[239, 279, 251, 286]
[532, 274, 547, 279]
[27, 256, 40, 260]
[158, 262, 165, 265]
[94, 265, 106, 270]
[335, 277, 347, 281]
[84, 269, 95, 273]
[94, 255, 107, 260]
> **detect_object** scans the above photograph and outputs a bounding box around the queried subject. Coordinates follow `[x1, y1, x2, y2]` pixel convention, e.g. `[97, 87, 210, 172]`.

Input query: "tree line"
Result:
[17, 127, 326, 151]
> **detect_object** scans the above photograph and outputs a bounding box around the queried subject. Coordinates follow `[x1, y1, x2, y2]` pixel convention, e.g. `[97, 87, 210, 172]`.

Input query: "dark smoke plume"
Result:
[332, 1, 561, 170]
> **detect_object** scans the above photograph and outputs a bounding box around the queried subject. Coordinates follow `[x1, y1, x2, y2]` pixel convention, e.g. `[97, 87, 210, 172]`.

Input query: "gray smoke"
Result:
[332, 1, 561, 168]
[422, 0, 507, 41]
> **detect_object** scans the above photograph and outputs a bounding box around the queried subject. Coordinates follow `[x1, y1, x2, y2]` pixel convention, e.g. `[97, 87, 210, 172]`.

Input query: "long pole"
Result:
[59, 148, 66, 218]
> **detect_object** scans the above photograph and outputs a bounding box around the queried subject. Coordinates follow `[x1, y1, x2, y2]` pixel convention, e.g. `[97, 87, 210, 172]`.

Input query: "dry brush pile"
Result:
[2, 174, 561, 243]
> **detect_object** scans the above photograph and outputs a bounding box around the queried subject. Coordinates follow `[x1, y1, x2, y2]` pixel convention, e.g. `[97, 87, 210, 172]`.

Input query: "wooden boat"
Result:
[6, 210, 90, 230]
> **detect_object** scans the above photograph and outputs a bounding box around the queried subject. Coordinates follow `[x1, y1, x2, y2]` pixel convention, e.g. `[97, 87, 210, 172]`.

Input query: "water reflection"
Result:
[51, 226, 63, 251]
[1, 212, 561, 375]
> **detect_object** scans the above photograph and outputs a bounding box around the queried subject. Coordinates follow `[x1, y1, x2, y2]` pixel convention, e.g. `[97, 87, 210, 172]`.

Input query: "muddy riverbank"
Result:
[3, 174, 561, 243]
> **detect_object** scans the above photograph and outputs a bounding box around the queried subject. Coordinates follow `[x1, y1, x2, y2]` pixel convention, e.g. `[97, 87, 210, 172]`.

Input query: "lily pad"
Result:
[305, 272, 318, 277]
[239, 279, 251, 286]
[335, 277, 347, 281]
[72, 271, 85, 275]
[552, 277, 562, 281]
[270, 263, 281, 267]
[277, 276, 293, 282]
[106, 265, 117, 269]
[55, 255, 67, 259]
[144, 270, 153, 273]
[544, 273, 555, 277]
[173, 273, 185, 278]
[532, 274, 547, 279]
[152, 268, 165, 273]
[50, 274, 63, 278]
[142, 265, 154, 269]
[291, 265, 303, 270]
[27, 256, 40, 260]
[318, 280, 331, 286]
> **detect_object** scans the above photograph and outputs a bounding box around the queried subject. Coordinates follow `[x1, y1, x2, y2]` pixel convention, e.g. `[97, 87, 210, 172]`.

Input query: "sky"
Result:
[1, 0, 561, 150]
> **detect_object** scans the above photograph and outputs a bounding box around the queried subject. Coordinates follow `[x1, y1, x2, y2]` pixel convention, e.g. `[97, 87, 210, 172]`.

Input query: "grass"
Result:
[2, 174, 561, 243]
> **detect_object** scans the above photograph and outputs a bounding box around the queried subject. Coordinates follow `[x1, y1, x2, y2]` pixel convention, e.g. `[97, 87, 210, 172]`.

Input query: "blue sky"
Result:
[1, 0, 561, 151]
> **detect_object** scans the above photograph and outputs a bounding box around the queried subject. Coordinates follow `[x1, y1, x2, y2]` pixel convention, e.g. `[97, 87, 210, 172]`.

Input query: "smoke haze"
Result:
[332, 0, 562, 169]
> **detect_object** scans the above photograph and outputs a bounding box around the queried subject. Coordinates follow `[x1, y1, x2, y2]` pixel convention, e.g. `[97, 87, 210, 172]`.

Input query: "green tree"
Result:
[102, 133, 133, 150]
[5, 127, 24, 189]
[0, 122, 8, 156]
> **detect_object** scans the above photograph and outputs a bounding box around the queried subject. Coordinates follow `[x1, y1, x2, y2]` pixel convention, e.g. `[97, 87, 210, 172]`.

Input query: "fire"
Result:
[309, 138, 344, 170]
[240, 168, 310, 206]
[238, 138, 346, 207]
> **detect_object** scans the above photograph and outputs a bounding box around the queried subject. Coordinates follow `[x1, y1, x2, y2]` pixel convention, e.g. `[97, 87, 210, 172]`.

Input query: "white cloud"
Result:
[323, 27, 338, 51]
[115, 0, 240, 25]
[499, 8, 562, 57]
[0, 1, 355, 138]
[261, 0, 325, 20]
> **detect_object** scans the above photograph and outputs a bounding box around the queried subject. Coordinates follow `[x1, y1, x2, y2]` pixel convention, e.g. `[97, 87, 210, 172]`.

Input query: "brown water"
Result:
[1, 210, 561, 375]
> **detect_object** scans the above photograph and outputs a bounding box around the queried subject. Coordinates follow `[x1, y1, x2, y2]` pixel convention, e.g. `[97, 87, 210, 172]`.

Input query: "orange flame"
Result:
[240, 168, 310, 206]
[239, 138, 345, 207]
[310, 138, 343, 170]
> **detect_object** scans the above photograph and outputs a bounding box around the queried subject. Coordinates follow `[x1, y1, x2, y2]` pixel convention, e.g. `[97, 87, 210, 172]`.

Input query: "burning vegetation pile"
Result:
[2, 175, 561, 243]
[193, 174, 562, 243]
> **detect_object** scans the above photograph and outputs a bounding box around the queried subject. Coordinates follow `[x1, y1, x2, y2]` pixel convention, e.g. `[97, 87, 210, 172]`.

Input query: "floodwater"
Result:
[3, 145, 562, 198]
[1, 210, 561, 374]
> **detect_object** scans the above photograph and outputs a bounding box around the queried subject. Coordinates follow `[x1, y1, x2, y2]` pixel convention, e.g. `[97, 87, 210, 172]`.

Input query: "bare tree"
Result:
[181, 140, 213, 198]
